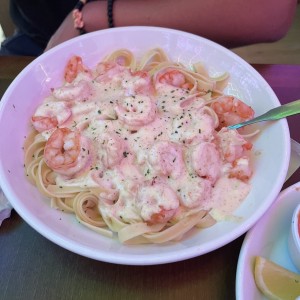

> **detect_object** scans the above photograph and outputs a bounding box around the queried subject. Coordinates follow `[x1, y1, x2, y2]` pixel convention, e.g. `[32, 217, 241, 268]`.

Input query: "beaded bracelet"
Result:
[73, 0, 115, 35]
[107, 0, 115, 28]
[73, 0, 90, 35]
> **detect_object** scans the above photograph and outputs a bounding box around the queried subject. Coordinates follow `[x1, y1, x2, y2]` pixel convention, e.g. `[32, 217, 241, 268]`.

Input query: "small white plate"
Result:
[236, 182, 300, 299]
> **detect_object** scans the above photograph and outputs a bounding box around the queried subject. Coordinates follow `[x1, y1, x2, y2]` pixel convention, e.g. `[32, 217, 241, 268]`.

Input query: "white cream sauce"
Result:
[32, 62, 253, 224]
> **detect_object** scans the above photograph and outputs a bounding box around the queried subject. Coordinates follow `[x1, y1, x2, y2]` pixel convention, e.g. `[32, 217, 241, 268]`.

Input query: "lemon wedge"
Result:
[254, 256, 300, 300]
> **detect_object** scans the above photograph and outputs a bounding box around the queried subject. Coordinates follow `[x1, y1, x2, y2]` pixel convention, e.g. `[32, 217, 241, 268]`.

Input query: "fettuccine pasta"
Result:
[24, 48, 255, 244]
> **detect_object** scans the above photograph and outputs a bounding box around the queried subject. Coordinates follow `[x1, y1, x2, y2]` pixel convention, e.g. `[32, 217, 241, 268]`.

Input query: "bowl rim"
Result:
[291, 203, 300, 249]
[0, 26, 291, 265]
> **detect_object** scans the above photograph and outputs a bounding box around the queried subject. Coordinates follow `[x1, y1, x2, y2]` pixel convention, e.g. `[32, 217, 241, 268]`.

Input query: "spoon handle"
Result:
[228, 100, 300, 130]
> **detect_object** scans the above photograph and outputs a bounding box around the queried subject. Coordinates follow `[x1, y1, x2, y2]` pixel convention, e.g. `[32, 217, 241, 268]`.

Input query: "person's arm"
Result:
[45, 0, 298, 51]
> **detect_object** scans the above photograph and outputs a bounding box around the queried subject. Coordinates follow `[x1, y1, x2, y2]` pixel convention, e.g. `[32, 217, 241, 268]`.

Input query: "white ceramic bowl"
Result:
[288, 203, 300, 270]
[0, 26, 291, 265]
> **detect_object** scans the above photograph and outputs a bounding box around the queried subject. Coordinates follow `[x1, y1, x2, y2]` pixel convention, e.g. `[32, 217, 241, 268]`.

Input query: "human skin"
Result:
[45, 0, 297, 51]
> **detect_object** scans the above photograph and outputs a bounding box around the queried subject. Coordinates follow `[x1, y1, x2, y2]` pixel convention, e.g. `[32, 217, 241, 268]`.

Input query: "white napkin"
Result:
[286, 138, 300, 180]
[0, 187, 12, 226]
[1, 139, 300, 226]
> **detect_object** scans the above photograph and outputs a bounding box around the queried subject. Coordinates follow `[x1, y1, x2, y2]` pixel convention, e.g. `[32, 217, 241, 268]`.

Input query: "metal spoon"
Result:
[227, 99, 300, 130]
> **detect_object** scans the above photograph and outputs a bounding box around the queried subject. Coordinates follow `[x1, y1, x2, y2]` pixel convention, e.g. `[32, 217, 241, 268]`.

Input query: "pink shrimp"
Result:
[96, 61, 120, 74]
[157, 69, 193, 90]
[115, 94, 156, 130]
[136, 183, 179, 225]
[148, 141, 185, 179]
[44, 127, 92, 177]
[191, 142, 221, 184]
[229, 157, 252, 181]
[217, 128, 252, 163]
[98, 133, 126, 168]
[53, 80, 93, 102]
[129, 70, 155, 95]
[216, 128, 253, 181]
[31, 101, 72, 132]
[32, 116, 58, 132]
[95, 61, 128, 83]
[211, 96, 254, 129]
[91, 170, 120, 203]
[64, 56, 90, 83]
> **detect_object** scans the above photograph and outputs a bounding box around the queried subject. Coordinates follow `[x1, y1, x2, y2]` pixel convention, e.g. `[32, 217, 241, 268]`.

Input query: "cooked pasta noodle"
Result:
[24, 48, 255, 244]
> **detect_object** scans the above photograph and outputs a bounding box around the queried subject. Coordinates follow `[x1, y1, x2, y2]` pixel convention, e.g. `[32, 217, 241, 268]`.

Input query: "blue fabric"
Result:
[0, 30, 43, 56]
[9, 0, 77, 49]
[1, 0, 78, 56]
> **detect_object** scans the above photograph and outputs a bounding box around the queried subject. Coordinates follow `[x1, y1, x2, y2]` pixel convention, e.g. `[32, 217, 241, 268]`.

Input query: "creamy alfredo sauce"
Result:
[34, 62, 251, 225]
